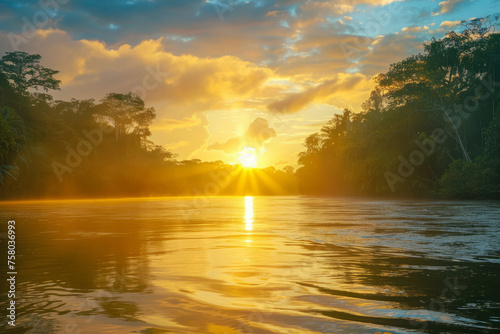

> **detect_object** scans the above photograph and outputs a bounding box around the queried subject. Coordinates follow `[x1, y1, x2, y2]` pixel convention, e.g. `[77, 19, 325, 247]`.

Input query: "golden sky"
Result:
[0, 0, 496, 167]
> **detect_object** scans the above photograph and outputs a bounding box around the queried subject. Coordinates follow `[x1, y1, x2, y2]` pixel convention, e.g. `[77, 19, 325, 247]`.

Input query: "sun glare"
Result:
[244, 196, 253, 231]
[238, 146, 258, 168]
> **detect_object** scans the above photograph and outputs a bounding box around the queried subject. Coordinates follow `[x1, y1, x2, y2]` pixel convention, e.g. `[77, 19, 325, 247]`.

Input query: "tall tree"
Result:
[95, 92, 156, 141]
[297, 17, 500, 198]
[0, 51, 61, 95]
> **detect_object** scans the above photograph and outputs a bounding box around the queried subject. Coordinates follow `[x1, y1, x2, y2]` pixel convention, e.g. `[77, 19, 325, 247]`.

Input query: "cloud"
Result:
[244, 117, 277, 148]
[207, 137, 244, 153]
[292, 122, 326, 129]
[401, 26, 430, 33]
[151, 115, 202, 132]
[150, 110, 211, 159]
[266, 10, 289, 17]
[0, 28, 374, 160]
[208, 117, 277, 153]
[276, 25, 374, 80]
[439, 20, 462, 28]
[0, 29, 274, 113]
[267, 73, 370, 113]
[0, 0, 465, 164]
[164, 141, 190, 150]
[432, 0, 464, 15]
[359, 33, 423, 75]
[299, 0, 401, 16]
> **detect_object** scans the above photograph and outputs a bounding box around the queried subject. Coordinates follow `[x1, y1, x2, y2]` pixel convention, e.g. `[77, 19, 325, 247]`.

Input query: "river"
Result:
[1, 196, 499, 333]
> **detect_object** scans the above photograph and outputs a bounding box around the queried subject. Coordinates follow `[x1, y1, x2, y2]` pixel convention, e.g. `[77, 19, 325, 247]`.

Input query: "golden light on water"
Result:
[244, 196, 253, 232]
[238, 147, 258, 168]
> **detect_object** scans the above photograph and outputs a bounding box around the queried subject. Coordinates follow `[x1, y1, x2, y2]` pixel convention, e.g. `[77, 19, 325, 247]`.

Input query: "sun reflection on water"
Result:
[244, 196, 253, 232]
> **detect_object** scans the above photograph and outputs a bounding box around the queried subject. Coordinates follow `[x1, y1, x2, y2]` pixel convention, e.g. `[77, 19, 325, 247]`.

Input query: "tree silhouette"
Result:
[0, 51, 61, 95]
[297, 17, 500, 198]
[95, 92, 156, 142]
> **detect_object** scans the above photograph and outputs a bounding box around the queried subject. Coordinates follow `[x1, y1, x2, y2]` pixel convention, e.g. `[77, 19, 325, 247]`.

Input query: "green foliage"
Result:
[0, 107, 25, 184]
[0, 107, 25, 160]
[0, 51, 61, 95]
[440, 157, 500, 198]
[484, 107, 500, 158]
[297, 16, 500, 198]
[0, 50, 298, 198]
[1, 17, 499, 199]
[95, 92, 156, 141]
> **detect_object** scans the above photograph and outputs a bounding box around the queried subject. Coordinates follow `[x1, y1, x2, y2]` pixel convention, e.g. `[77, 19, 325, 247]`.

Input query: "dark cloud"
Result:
[0, 0, 293, 46]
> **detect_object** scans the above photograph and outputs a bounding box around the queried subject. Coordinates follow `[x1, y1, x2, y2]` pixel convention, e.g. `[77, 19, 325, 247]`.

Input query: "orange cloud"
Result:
[401, 26, 430, 33]
[439, 20, 462, 28]
[433, 0, 463, 15]
[267, 73, 371, 113]
[300, 0, 401, 16]
[0, 29, 274, 113]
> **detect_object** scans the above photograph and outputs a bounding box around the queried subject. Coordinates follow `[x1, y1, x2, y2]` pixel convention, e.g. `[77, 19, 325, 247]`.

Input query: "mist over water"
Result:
[1, 197, 499, 333]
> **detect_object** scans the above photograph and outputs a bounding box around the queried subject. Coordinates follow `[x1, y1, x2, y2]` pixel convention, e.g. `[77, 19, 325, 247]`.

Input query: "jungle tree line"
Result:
[1, 17, 499, 199]
[0, 54, 297, 198]
[297, 17, 500, 198]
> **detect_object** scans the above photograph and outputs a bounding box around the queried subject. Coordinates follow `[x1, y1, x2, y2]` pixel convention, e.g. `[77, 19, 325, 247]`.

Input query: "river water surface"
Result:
[1, 196, 499, 333]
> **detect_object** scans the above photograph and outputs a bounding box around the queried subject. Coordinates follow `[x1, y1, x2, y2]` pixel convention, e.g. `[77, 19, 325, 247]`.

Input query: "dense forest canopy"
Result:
[0, 17, 499, 199]
[297, 17, 500, 198]
[0, 53, 298, 199]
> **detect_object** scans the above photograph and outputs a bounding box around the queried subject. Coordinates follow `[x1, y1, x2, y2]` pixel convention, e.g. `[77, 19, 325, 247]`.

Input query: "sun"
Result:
[238, 146, 258, 168]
